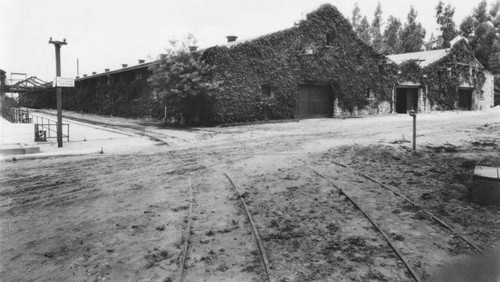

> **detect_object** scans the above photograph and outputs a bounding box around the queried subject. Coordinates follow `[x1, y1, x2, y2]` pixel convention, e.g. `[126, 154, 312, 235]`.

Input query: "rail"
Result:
[32, 115, 69, 142]
[3, 107, 32, 123]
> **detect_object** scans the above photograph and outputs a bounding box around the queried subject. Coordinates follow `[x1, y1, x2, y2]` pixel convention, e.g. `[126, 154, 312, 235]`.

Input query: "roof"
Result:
[386, 36, 476, 68]
[76, 61, 156, 81]
[215, 26, 297, 50]
[387, 48, 449, 67]
[199, 4, 333, 52]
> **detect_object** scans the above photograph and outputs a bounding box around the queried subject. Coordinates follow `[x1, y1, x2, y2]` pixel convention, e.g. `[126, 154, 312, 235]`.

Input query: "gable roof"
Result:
[386, 48, 449, 67]
[386, 36, 474, 68]
[201, 4, 351, 52]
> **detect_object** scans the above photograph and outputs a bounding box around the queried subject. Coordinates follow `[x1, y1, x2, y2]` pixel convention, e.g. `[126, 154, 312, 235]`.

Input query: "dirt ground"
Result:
[1, 108, 499, 281]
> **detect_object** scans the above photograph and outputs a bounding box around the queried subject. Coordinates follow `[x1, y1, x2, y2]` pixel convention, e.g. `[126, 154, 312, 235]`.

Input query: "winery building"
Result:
[388, 36, 494, 113]
[21, 5, 494, 126]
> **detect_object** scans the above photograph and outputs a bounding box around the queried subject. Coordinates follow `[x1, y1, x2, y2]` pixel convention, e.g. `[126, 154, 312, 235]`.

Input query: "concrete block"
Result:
[471, 166, 500, 205]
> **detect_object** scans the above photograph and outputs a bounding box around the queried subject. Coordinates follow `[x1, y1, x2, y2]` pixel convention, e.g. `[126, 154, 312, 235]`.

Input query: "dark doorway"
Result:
[396, 88, 419, 113]
[458, 89, 472, 110]
[298, 85, 333, 119]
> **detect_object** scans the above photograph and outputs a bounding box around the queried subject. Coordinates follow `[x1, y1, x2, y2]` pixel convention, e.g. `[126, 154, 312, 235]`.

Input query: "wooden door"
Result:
[298, 85, 333, 119]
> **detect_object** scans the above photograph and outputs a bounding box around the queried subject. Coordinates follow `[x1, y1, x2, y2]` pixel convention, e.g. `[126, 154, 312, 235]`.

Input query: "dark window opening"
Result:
[326, 33, 333, 46]
[261, 85, 273, 98]
[366, 88, 374, 99]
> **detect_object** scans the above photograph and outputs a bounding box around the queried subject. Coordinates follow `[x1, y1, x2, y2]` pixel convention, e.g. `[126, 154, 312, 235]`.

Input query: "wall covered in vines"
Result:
[19, 78, 161, 118]
[397, 39, 489, 111]
[197, 4, 397, 125]
[19, 4, 397, 125]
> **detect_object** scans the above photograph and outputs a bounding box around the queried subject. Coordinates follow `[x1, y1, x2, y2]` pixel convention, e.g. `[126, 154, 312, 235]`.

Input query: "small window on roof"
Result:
[326, 33, 334, 47]
[261, 85, 273, 98]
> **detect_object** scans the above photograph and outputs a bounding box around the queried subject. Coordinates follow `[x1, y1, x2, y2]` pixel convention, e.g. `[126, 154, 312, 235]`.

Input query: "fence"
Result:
[2, 107, 32, 123]
[32, 115, 69, 142]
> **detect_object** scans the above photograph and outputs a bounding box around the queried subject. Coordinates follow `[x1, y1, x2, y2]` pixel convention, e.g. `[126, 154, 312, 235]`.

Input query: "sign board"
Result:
[53, 77, 75, 87]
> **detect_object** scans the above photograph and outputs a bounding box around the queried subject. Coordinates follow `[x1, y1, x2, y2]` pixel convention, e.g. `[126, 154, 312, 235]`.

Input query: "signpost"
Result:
[49, 38, 67, 148]
[409, 110, 416, 152]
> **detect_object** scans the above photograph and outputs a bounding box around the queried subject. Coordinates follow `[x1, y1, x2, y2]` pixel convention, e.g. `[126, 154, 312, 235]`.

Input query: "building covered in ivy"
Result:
[187, 4, 395, 125]
[387, 36, 494, 113]
[20, 5, 494, 126]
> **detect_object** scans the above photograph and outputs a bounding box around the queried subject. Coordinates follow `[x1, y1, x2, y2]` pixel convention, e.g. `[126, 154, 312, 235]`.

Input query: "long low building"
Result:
[22, 5, 496, 126]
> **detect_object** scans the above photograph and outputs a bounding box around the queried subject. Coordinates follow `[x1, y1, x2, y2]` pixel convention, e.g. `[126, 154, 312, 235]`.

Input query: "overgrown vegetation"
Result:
[398, 39, 487, 109]
[352, 0, 499, 102]
[148, 35, 222, 125]
[193, 4, 395, 125]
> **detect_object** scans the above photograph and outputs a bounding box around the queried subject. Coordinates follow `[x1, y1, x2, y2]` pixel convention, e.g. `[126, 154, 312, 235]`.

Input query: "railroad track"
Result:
[175, 173, 271, 282]
[171, 153, 482, 281]
[321, 160, 483, 254]
[304, 160, 482, 281]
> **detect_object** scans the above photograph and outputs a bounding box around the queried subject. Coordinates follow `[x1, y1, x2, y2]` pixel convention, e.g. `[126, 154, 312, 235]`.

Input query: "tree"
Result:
[424, 32, 443, 50]
[400, 6, 426, 53]
[148, 34, 221, 125]
[358, 16, 372, 45]
[489, 1, 500, 75]
[351, 3, 371, 44]
[460, 15, 476, 40]
[460, 0, 500, 70]
[371, 2, 384, 52]
[435, 1, 458, 48]
[490, 0, 500, 20]
[382, 16, 402, 54]
[474, 0, 489, 24]
[351, 3, 362, 31]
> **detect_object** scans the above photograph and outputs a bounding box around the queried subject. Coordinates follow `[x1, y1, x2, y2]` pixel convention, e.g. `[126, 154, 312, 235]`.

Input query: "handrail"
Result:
[28, 112, 70, 142]
[4, 107, 71, 142]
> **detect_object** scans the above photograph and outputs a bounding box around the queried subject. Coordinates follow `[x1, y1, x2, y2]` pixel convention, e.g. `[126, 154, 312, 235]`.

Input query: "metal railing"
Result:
[3, 107, 32, 123]
[32, 115, 69, 142]
[3, 106, 70, 142]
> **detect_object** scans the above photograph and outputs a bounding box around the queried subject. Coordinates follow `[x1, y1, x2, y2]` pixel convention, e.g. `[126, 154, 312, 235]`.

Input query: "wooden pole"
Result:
[49, 38, 67, 148]
[412, 112, 416, 152]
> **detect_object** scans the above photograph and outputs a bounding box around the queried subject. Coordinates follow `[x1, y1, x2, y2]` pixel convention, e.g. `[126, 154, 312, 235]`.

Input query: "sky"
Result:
[0, 0, 488, 83]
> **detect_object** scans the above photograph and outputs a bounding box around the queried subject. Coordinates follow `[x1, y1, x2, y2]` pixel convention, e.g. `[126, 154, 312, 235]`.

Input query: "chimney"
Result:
[92, 72, 97, 75]
[226, 35, 238, 43]
[188, 46, 198, 52]
[122, 64, 128, 68]
[105, 68, 110, 72]
[138, 59, 145, 64]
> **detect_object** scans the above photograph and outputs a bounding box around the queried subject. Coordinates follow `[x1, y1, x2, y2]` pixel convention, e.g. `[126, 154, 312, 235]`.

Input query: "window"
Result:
[261, 85, 273, 98]
[135, 72, 144, 80]
[366, 88, 374, 99]
[326, 33, 333, 47]
[480, 90, 484, 100]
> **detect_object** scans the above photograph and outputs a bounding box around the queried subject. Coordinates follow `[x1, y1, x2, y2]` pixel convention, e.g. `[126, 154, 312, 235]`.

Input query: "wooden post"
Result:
[410, 110, 416, 152]
[49, 38, 67, 147]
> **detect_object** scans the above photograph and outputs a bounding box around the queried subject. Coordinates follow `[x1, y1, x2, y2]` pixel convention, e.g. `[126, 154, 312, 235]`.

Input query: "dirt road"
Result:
[1, 108, 499, 281]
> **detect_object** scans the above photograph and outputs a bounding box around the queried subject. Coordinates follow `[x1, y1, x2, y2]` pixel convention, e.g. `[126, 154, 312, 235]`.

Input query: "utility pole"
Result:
[49, 37, 67, 148]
